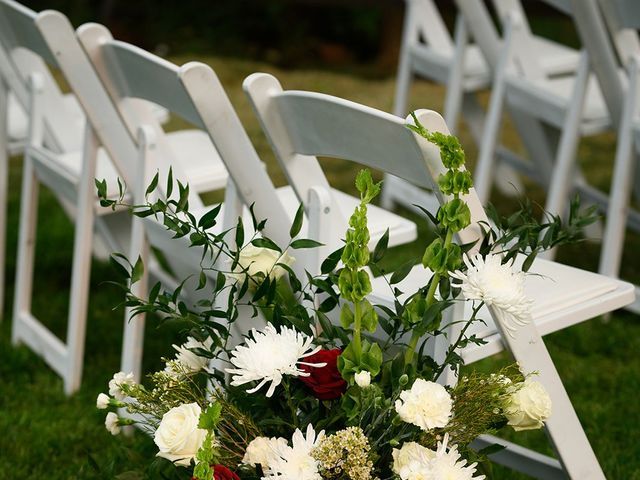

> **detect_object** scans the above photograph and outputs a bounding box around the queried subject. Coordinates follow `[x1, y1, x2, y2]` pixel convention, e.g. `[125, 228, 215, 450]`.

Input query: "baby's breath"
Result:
[313, 427, 377, 480]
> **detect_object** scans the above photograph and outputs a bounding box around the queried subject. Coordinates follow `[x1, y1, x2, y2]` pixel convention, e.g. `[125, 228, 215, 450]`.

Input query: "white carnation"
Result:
[354, 370, 371, 388]
[450, 253, 533, 337]
[105, 412, 121, 435]
[395, 379, 452, 431]
[96, 393, 110, 409]
[169, 336, 213, 374]
[154, 402, 207, 466]
[263, 424, 324, 480]
[242, 436, 288, 468]
[108, 371, 135, 400]
[504, 379, 552, 431]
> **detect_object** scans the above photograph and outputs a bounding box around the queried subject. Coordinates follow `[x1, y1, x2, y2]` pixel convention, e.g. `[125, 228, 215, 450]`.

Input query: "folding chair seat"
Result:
[1, 0, 228, 395]
[243, 73, 634, 479]
[382, 0, 582, 214]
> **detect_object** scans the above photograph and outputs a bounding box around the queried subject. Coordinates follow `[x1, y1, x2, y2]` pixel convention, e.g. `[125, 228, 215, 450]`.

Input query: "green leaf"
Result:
[290, 238, 323, 249]
[145, 172, 159, 196]
[290, 203, 304, 238]
[131, 256, 144, 285]
[522, 251, 537, 272]
[321, 247, 344, 274]
[235, 217, 244, 248]
[340, 303, 354, 329]
[372, 228, 389, 263]
[166, 167, 173, 198]
[251, 238, 281, 252]
[198, 402, 222, 430]
[389, 258, 416, 284]
[198, 204, 221, 230]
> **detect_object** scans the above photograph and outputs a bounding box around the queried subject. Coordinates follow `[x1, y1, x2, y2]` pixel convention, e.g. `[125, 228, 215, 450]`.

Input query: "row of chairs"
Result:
[384, 0, 640, 311]
[0, 0, 634, 478]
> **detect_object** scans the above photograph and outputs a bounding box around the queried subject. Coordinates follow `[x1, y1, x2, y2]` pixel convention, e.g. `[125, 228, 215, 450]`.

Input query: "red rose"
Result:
[192, 465, 240, 480]
[299, 348, 347, 400]
[213, 465, 240, 480]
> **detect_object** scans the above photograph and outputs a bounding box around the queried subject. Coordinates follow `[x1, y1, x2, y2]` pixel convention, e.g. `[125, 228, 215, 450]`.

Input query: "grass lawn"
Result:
[1, 54, 639, 479]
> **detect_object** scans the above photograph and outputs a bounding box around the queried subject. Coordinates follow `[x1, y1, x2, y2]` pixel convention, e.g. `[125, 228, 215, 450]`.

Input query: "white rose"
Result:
[154, 403, 207, 466]
[392, 441, 434, 475]
[395, 379, 452, 431]
[170, 336, 213, 374]
[504, 379, 552, 431]
[96, 393, 110, 409]
[108, 371, 135, 400]
[242, 435, 288, 468]
[105, 412, 121, 435]
[233, 244, 295, 283]
[354, 370, 371, 388]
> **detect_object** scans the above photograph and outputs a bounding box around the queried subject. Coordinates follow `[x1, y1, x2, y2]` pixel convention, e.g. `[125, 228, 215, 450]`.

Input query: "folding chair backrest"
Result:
[77, 23, 205, 208]
[409, 0, 454, 54]
[598, 0, 640, 65]
[0, 0, 137, 182]
[244, 73, 486, 248]
[77, 23, 293, 247]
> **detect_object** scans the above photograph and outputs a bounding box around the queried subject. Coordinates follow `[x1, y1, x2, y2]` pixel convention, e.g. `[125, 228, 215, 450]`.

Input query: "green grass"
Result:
[2, 54, 639, 478]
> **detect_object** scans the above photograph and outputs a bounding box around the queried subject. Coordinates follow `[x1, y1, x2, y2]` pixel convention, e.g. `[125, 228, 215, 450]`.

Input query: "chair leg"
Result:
[542, 52, 590, 261]
[11, 154, 39, 345]
[473, 16, 521, 205]
[599, 59, 639, 278]
[498, 317, 605, 479]
[383, 3, 416, 211]
[63, 126, 99, 395]
[0, 81, 8, 319]
[444, 15, 468, 134]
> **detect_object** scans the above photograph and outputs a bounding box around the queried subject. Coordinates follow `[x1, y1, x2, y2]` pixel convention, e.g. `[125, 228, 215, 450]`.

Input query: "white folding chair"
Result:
[382, 0, 581, 214]
[569, 0, 640, 313]
[453, 0, 630, 265]
[76, 22, 336, 382]
[1, 0, 227, 395]
[243, 75, 634, 478]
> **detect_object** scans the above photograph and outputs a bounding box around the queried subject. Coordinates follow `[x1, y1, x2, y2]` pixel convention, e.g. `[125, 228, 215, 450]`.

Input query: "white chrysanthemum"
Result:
[426, 434, 485, 480]
[395, 379, 452, 431]
[243, 436, 288, 468]
[105, 412, 121, 435]
[96, 393, 110, 409]
[168, 336, 213, 374]
[450, 253, 533, 337]
[504, 379, 552, 431]
[393, 442, 435, 475]
[226, 324, 324, 397]
[263, 424, 324, 480]
[108, 371, 135, 400]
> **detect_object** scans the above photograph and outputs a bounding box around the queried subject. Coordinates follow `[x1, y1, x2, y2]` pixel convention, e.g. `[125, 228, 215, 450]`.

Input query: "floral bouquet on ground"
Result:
[95, 117, 593, 480]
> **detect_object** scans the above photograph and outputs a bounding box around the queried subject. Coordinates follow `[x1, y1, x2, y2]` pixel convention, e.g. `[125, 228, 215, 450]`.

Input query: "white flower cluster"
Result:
[395, 379, 453, 431]
[243, 424, 324, 480]
[450, 253, 533, 337]
[393, 434, 485, 480]
[108, 371, 135, 400]
[226, 324, 325, 397]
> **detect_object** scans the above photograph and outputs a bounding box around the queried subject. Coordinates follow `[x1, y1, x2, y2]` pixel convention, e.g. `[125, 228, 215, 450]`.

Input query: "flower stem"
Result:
[283, 379, 299, 428]
[353, 299, 362, 361]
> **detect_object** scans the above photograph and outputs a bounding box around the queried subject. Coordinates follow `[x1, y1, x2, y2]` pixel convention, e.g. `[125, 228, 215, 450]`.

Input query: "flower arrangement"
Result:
[95, 116, 594, 479]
